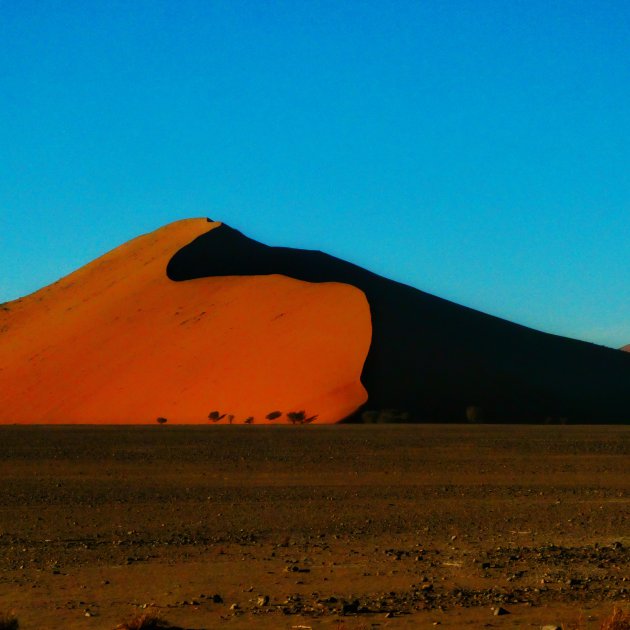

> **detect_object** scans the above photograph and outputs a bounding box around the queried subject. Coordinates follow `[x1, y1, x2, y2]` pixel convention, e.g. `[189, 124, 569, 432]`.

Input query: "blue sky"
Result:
[1, 0, 628, 347]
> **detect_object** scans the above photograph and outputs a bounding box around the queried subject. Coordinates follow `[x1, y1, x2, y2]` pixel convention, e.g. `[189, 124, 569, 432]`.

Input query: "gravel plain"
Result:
[0, 424, 628, 629]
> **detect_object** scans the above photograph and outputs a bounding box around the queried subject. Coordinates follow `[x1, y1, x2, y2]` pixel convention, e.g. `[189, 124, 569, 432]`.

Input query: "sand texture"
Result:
[0, 219, 370, 424]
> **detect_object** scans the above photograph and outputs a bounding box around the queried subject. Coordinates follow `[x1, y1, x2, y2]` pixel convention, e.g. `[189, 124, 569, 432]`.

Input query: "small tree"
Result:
[287, 410, 306, 425]
[156, 417, 168, 425]
[266, 410, 282, 420]
[244, 416, 254, 424]
[465, 405, 483, 423]
[208, 411, 225, 422]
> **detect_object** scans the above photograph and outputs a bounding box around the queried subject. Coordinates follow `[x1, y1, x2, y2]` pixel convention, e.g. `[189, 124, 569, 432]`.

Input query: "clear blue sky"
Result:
[1, 0, 628, 348]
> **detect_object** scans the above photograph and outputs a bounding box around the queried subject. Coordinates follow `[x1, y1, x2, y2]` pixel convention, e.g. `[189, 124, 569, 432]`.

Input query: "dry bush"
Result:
[600, 607, 630, 630]
[115, 612, 174, 630]
[465, 405, 484, 423]
[0, 612, 19, 630]
[287, 410, 306, 424]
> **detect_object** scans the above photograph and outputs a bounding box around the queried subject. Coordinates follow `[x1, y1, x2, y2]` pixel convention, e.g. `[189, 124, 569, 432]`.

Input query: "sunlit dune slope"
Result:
[622, 345, 630, 353]
[0, 219, 371, 424]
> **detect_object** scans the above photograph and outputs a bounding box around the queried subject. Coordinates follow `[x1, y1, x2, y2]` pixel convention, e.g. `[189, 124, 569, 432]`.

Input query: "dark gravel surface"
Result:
[0, 424, 627, 628]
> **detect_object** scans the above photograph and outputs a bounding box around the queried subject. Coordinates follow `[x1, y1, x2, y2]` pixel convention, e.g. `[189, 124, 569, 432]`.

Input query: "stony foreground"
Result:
[0, 424, 628, 629]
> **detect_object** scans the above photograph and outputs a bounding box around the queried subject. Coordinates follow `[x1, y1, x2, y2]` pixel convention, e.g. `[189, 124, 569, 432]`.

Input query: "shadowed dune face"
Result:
[168, 224, 630, 424]
[2, 218, 629, 425]
[0, 219, 371, 424]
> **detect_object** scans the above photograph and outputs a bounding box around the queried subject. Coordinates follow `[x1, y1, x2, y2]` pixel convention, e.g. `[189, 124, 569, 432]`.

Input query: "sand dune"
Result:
[0, 219, 370, 424]
[167, 223, 630, 423]
[2, 217, 628, 424]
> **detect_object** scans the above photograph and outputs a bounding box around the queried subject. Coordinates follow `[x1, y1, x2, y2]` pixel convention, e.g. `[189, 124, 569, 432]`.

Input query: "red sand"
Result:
[0, 219, 371, 424]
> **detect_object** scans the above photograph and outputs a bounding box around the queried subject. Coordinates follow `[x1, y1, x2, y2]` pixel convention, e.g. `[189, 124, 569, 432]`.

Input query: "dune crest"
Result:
[0, 219, 371, 424]
[2, 218, 629, 424]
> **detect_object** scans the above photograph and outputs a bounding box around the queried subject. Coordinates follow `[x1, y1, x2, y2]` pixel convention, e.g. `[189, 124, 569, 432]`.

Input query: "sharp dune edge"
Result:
[0, 219, 371, 424]
[1, 217, 629, 424]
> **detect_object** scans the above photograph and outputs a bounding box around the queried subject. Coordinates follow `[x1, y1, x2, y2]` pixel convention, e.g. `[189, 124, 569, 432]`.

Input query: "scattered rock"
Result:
[342, 599, 360, 615]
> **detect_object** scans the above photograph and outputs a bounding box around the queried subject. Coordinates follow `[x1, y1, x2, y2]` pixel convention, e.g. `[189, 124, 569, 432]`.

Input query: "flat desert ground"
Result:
[0, 425, 628, 629]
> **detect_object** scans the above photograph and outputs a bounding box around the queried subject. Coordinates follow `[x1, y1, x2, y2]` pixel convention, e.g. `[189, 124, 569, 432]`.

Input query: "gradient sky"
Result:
[1, 0, 628, 348]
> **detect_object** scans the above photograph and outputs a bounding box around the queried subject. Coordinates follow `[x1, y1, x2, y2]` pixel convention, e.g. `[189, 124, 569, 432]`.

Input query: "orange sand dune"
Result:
[0, 219, 371, 424]
[622, 345, 630, 352]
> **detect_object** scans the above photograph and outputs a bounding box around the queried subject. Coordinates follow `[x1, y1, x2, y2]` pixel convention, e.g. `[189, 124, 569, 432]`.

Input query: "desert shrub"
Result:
[600, 607, 630, 630]
[208, 411, 225, 422]
[0, 611, 19, 630]
[156, 417, 168, 425]
[115, 612, 174, 630]
[244, 416, 254, 424]
[287, 410, 306, 424]
[361, 410, 379, 423]
[465, 405, 484, 423]
[266, 410, 282, 420]
[361, 409, 410, 423]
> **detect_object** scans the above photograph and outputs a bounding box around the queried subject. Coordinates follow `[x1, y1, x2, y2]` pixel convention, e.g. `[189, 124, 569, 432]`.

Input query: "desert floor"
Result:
[0, 424, 627, 629]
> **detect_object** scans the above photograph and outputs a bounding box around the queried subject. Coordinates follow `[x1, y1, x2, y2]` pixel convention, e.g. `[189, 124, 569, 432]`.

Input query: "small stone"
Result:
[541, 626, 561, 630]
[229, 603, 240, 611]
[342, 600, 360, 615]
[212, 594, 223, 603]
[257, 595, 270, 606]
[494, 606, 510, 616]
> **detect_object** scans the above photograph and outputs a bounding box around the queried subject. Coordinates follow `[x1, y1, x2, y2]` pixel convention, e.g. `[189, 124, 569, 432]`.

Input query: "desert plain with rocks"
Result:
[0, 424, 627, 629]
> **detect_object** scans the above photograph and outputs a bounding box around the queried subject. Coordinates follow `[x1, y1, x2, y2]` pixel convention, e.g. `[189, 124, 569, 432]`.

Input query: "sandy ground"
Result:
[0, 424, 628, 629]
